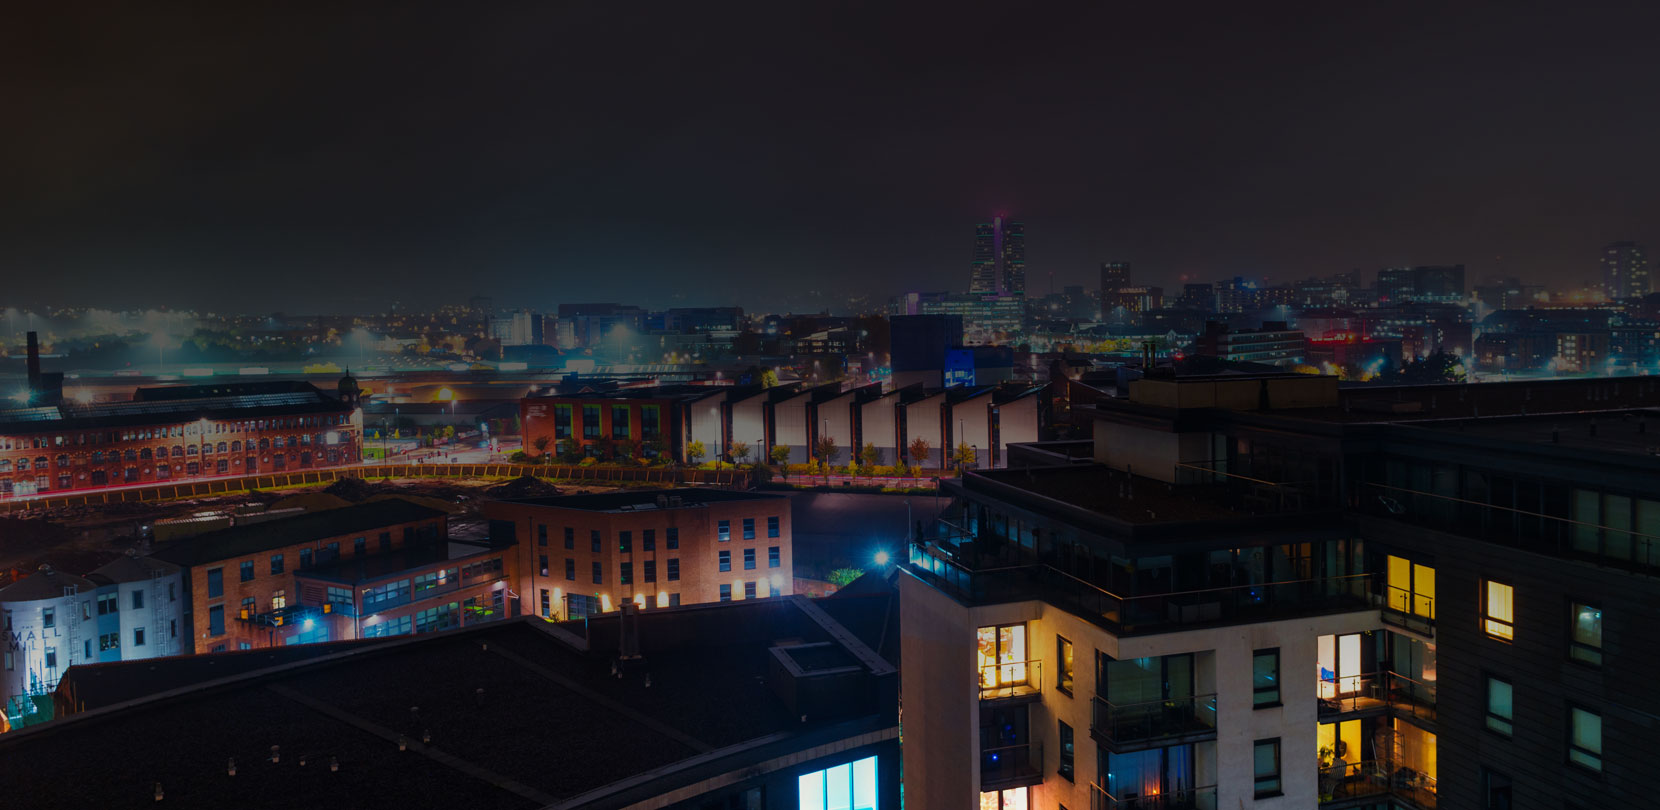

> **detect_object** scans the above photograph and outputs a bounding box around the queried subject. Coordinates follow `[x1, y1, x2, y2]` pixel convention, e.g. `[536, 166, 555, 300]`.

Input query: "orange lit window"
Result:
[1482, 581, 1514, 641]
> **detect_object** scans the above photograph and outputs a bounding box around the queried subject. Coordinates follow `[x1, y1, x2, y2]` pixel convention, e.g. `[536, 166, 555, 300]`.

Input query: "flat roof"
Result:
[8, 597, 895, 810]
[1414, 410, 1660, 458]
[296, 539, 500, 584]
[965, 465, 1250, 527]
[0, 381, 350, 435]
[149, 500, 447, 568]
[502, 487, 785, 513]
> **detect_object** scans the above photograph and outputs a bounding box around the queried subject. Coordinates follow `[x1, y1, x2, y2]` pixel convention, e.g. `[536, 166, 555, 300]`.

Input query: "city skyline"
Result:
[8, 3, 1660, 310]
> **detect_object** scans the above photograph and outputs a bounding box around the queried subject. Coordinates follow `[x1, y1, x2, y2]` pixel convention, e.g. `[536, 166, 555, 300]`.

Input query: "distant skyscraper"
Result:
[1100, 262, 1131, 295]
[1601, 241, 1649, 300]
[970, 216, 1026, 296]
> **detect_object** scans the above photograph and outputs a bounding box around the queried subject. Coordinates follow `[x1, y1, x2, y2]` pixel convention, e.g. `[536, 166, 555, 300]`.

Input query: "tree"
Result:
[952, 441, 977, 470]
[686, 440, 707, 465]
[531, 435, 552, 457]
[908, 437, 930, 469]
[730, 440, 751, 465]
[828, 567, 865, 588]
[616, 438, 639, 461]
[760, 368, 781, 388]
[556, 438, 582, 464]
[813, 435, 839, 467]
[769, 444, 791, 465]
[859, 441, 879, 470]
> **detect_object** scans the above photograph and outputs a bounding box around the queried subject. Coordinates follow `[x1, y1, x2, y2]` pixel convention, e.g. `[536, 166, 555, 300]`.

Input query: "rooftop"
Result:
[1413, 410, 1660, 458]
[0, 381, 349, 434]
[11, 594, 896, 810]
[0, 565, 97, 603]
[963, 465, 1254, 528]
[149, 500, 447, 568]
[296, 539, 501, 584]
[501, 487, 785, 513]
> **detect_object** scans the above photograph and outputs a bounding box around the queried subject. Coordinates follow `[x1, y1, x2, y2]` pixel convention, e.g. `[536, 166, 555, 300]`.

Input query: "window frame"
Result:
[1055, 635, 1074, 696]
[1252, 738, 1282, 798]
[1252, 648, 1281, 708]
[1568, 705, 1602, 773]
[1482, 579, 1515, 641]
[1485, 674, 1513, 737]
[1568, 600, 1603, 667]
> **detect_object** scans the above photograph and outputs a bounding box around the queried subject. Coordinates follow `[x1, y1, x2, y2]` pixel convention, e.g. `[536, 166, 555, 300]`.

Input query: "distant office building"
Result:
[555, 303, 647, 349]
[1100, 262, 1132, 295]
[897, 293, 1022, 345]
[487, 309, 544, 346]
[1378, 265, 1466, 304]
[971, 216, 1026, 296]
[1601, 241, 1650, 301]
[1213, 277, 1257, 313]
[1192, 321, 1306, 367]
[1102, 286, 1164, 315]
[1177, 282, 1215, 310]
[1473, 277, 1545, 312]
[1035, 286, 1097, 322]
[891, 314, 964, 389]
[944, 346, 1017, 388]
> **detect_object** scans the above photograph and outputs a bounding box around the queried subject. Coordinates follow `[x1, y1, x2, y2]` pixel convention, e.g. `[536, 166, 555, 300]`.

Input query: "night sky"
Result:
[6, 2, 1660, 313]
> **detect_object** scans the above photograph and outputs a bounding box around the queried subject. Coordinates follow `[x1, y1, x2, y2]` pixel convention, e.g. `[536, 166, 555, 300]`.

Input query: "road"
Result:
[786, 490, 947, 581]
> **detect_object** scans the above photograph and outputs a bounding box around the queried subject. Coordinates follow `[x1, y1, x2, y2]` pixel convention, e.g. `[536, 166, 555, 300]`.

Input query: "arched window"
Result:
[231, 441, 241, 451]
[217, 442, 227, 453]
[139, 448, 152, 460]
[171, 446, 183, 457]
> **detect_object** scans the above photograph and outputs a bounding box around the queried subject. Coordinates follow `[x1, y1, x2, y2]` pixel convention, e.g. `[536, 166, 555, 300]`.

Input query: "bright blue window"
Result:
[798, 755, 877, 810]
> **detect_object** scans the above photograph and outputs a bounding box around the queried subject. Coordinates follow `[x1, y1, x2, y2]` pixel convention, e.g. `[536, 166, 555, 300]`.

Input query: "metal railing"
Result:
[1318, 672, 1382, 716]
[1384, 671, 1438, 723]
[978, 659, 1042, 701]
[980, 741, 1042, 790]
[1361, 481, 1660, 579]
[1091, 782, 1218, 810]
[1091, 693, 1217, 746]
[909, 541, 1373, 634]
[1319, 760, 1436, 808]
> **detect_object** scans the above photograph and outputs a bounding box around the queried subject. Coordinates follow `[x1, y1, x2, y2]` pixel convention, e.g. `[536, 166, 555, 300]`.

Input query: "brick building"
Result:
[521, 387, 718, 463]
[146, 499, 504, 652]
[483, 489, 792, 620]
[0, 380, 361, 499]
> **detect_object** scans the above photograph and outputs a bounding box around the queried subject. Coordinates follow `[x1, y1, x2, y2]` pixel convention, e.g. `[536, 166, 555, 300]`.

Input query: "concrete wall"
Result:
[993, 396, 1041, 469]
[903, 394, 946, 469]
[897, 573, 985, 810]
[819, 392, 858, 467]
[949, 393, 995, 469]
[730, 395, 769, 459]
[860, 398, 899, 466]
[1093, 420, 1214, 482]
[686, 395, 726, 460]
[775, 393, 812, 464]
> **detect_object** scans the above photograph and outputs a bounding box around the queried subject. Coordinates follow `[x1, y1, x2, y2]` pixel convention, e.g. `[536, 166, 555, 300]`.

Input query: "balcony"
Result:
[1383, 672, 1437, 724]
[980, 742, 1043, 791]
[1090, 782, 1217, 810]
[979, 659, 1042, 703]
[1382, 586, 1434, 636]
[1319, 761, 1436, 809]
[908, 541, 1372, 635]
[1318, 672, 1385, 717]
[236, 602, 348, 628]
[1090, 694, 1216, 752]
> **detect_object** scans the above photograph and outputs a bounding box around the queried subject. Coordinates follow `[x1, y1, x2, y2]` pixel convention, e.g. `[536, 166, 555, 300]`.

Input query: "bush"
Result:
[750, 463, 774, 484]
[578, 457, 597, 467]
[507, 450, 530, 464]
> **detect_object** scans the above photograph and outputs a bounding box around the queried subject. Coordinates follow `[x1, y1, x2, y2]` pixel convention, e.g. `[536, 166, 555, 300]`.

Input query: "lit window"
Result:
[1569, 707, 1602, 772]
[978, 788, 1026, 810]
[1485, 677, 1513, 736]
[1570, 602, 1602, 666]
[1386, 555, 1435, 619]
[798, 755, 876, 810]
[1482, 581, 1515, 641]
[976, 624, 1028, 689]
[1056, 636, 1074, 695]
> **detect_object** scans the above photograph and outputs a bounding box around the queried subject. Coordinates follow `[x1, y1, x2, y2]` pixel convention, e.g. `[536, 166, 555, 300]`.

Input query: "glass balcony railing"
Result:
[1090, 782, 1218, 810]
[1383, 586, 1435, 634]
[1319, 760, 1436, 809]
[1091, 694, 1217, 748]
[1318, 671, 1437, 722]
[978, 660, 1042, 701]
[1383, 671, 1438, 723]
[980, 742, 1042, 790]
[909, 541, 1373, 635]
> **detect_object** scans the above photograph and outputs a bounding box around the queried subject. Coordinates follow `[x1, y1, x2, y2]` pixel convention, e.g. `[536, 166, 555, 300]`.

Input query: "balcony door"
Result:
[1317, 633, 1368, 698]
[977, 624, 1028, 689]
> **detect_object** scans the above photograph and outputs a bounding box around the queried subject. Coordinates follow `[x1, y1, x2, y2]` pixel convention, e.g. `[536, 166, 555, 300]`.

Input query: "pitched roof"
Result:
[0, 566, 97, 602]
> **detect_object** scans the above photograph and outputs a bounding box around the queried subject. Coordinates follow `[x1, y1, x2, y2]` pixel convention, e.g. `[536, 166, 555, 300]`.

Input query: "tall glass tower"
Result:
[970, 216, 1025, 296]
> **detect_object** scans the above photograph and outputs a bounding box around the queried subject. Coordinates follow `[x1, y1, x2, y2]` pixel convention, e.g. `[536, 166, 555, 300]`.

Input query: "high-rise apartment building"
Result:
[1100, 262, 1132, 296]
[902, 372, 1659, 810]
[972, 217, 1027, 296]
[1601, 241, 1649, 301]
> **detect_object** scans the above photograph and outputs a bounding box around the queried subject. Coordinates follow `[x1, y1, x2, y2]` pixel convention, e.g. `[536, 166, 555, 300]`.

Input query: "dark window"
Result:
[1481, 768, 1512, 810]
[582, 405, 601, 438]
[354, 537, 366, 556]
[719, 550, 731, 572]
[1570, 602, 1603, 666]
[592, 562, 603, 585]
[641, 405, 660, 439]
[565, 558, 575, 581]
[270, 554, 284, 575]
[554, 404, 572, 439]
[667, 527, 679, 549]
[620, 562, 633, 585]
[379, 532, 391, 552]
[563, 527, 574, 549]
[1486, 676, 1513, 736]
[42, 608, 55, 628]
[743, 518, 755, 540]
[240, 560, 254, 582]
[744, 581, 757, 599]
[667, 558, 680, 581]
[744, 548, 756, 570]
[718, 520, 730, 542]
[611, 405, 630, 439]
[538, 525, 549, 546]
[539, 555, 549, 577]
[720, 584, 731, 602]
[619, 531, 631, 554]
[1057, 720, 1074, 781]
[643, 529, 655, 551]
[207, 568, 224, 598]
[644, 560, 657, 582]
[768, 546, 780, 568]
[1253, 649, 1280, 707]
[299, 549, 312, 569]
[768, 516, 780, 537]
[208, 606, 225, 636]
[591, 530, 601, 553]
[131, 590, 143, 610]
[540, 589, 551, 618]
[1253, 739, 1281, 797]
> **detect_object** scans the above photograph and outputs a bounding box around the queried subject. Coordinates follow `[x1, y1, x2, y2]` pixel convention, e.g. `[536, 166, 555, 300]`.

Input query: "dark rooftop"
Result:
[8, 598, 896, 810]
[1414, 410, 1660, 459]
[504, 487, 785, 513]
[0, 381, 349, 434]
[296, 539, 500, 584]
[149, 499, 446, 568]
[965, 465, 1252, 527]
[0, 565, 96, 602]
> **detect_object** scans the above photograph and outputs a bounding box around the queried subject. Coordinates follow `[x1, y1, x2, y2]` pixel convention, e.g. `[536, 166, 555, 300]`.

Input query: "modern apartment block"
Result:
[483, 488, 793, 620]
[903, 371, 1660, 810]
